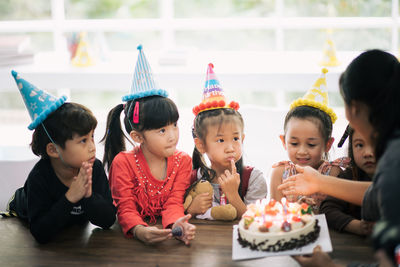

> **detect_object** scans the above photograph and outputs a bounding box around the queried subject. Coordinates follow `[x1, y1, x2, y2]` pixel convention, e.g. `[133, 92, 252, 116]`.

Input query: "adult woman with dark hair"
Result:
[279, 50, 400, 266]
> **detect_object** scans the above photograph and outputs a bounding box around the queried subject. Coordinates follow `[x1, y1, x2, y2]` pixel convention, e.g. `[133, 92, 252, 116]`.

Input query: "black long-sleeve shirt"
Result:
[362, 131, 400, 224]
[362, 131, 400, 262]
[319, 168, 372, 232]
[322, 129, 400, 266]
[345, 131, 400, 267]
[14, 158, 116, 244]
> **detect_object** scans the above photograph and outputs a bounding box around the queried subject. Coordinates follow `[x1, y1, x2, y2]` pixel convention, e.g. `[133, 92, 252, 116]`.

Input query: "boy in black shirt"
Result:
[3, 71, 116, 243]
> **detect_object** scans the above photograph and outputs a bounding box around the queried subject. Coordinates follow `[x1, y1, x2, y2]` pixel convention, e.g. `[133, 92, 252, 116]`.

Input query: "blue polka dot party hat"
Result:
[122, 44, 168, 102]
[11, 70, 67, 130]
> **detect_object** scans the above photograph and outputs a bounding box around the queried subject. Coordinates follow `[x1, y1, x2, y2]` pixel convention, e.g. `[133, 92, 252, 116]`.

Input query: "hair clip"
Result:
[338, 124, 351, 148]
[133, 101, 139, 124]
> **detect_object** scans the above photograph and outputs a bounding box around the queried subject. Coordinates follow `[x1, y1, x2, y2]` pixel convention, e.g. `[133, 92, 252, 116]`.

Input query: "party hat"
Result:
[319, 31, 340, 67]
[71, 32, 95, 67]
[122, 44, 168, 102]
[290, 68, 337, 123]
[11, 70, 67, 130]
[192, 63, 239, 115]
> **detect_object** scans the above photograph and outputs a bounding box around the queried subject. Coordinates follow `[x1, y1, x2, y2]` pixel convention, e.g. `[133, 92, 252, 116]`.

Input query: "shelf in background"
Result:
[0, 50, 359, 92]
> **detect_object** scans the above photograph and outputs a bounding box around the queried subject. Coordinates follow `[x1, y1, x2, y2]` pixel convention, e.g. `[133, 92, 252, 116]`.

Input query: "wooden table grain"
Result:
[0, 218, 375, 267]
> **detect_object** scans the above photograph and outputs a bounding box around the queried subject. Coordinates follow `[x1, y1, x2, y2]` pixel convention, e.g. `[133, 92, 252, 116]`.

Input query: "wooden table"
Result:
[0, 218, 375, 266]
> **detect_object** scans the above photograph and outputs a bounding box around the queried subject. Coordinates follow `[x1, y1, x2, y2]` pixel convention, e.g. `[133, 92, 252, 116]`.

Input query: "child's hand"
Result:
[82, 162, 93, 198]
[278, 165, 321, 196]
[360, 220, 374, 236]
[65, 162, 92, 203]
[172, 214, 196, 245]
[346, 219, 374, 236]
[375, 249, 396, 267]
[293, 245, 341, 267]
[218, 160, 240, 200]
[364, 220, 375, 234]
[133, 225, 173, 245]
[187, 193, 213, 215]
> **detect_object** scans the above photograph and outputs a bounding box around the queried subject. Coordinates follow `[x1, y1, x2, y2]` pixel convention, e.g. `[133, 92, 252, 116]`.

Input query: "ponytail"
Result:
[192, 146, 216, 182]
[101, 104, 128, 171]
[184, 147, 216, 201]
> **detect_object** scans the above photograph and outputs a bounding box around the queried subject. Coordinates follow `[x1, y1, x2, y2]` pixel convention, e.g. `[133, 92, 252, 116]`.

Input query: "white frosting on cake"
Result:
[237, 198, 319, 251]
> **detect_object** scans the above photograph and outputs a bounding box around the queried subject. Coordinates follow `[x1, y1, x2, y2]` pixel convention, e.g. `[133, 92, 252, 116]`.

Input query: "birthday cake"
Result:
[237, 198, 320, 252]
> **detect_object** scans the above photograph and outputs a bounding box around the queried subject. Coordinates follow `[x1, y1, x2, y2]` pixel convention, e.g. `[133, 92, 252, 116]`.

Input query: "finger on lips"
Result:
[231, 159, 236, 173]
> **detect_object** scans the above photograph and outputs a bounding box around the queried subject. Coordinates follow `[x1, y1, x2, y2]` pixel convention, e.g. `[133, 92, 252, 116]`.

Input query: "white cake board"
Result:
[232, 214, 332, 261]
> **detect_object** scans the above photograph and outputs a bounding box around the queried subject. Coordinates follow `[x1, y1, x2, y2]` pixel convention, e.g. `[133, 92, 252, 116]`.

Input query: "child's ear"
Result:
[241, 133, 245, 143]
[279, 135, 287, 149]
[130, 130, 143, 144]
[46, 143, 59, 158]
[325, 137, 335, 152]
[194, 138, 206, 154]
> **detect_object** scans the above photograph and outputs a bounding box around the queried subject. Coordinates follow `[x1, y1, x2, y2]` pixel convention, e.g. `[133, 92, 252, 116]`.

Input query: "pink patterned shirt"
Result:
[274, 157, 351, 210]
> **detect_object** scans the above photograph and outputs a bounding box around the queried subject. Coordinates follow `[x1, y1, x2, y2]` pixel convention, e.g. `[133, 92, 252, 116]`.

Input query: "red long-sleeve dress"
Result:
[109, 146, 191, 237]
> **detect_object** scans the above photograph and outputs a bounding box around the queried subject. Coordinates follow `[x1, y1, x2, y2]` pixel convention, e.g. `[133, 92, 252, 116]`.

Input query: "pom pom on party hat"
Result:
[122, 44, 168, 102]
[290, 68, 337, 123]
[11, 70, 67, 130]
[192, 63, 239, 116]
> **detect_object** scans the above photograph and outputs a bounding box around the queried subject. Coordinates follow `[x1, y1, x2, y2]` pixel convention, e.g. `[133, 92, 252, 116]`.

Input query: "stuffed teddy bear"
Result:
[183, 180, 237, 221]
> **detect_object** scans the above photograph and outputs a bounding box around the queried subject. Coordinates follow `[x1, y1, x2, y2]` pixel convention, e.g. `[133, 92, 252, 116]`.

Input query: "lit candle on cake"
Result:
[262, 209, 265, 224]
[261, 198, 267, 224]
[255, 199, 261, 216]
[281, 197, 291, 232]
[281, 197, 288, 215]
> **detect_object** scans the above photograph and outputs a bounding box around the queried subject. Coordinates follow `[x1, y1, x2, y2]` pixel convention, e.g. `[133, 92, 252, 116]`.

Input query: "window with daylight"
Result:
[0, 0, 398, 164]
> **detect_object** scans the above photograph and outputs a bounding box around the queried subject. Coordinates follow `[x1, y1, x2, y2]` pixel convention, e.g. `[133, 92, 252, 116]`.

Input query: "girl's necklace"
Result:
[133, 150, 182, 196]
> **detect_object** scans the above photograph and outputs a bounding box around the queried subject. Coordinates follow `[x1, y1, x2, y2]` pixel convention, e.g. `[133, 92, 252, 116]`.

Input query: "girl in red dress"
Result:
[102, 45, 195, 245]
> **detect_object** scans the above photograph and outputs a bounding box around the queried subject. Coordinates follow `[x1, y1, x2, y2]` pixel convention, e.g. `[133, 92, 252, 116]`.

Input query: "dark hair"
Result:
[283, 105, 333, 159]
[101, 96, 179, 171]
[31, 102, 97, 159]
[347, 127, 368, 180]
[189, 108, 246, 199]
[339, 49, 400, 160]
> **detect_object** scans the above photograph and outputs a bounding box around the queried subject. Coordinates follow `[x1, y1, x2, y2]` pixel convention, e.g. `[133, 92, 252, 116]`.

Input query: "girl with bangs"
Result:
[102, 46, 195, 245]
[320, 126, 376, 236]
[270, 69, 349, 211]
[186, 63, 267, 220]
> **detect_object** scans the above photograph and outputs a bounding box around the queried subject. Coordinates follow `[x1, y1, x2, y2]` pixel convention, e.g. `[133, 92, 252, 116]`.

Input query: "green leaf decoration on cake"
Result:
[301, 206, 312, 215]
